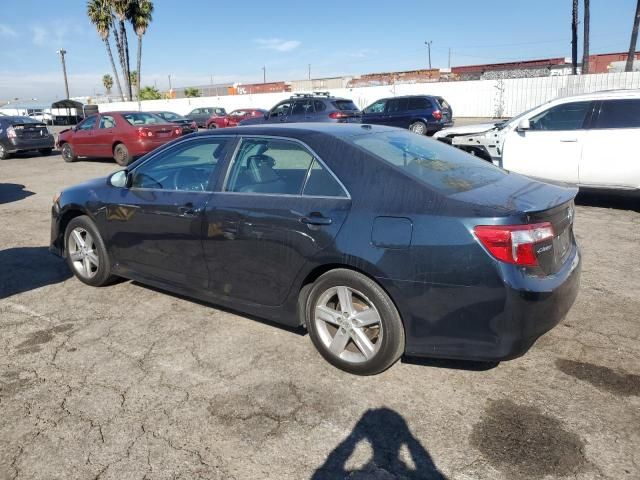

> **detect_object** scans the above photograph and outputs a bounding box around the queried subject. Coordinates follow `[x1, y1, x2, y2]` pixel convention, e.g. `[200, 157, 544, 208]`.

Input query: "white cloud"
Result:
[0, 24, 17, 37]
[255, 38, 301, 52]
[30, 22, 87, 48]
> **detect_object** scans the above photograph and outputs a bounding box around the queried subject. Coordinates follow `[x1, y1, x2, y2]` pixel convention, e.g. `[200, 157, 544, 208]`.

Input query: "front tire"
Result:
[306, 269, 405, 375]
[0, 143, 10, 160]
[64, 216, 116, 287]
[113, 143, 131, 166]
[409, 121, 427, 135]
[207, 123, 217, 129]
[61, 143, 77, 163]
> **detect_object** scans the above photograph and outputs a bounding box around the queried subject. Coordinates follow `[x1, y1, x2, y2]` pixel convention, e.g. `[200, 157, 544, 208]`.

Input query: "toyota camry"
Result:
[50, 124, 581, 375]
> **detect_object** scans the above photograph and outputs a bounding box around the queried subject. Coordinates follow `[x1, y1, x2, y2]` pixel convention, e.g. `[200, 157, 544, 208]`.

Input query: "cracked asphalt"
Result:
[1, 151, 639, 480]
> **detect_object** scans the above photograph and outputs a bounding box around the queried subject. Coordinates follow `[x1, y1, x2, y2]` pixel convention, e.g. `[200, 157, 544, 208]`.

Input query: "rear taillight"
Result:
[432, 110, 442, 120]
[191, 121, 197, 129]
[137, 127, 153, 138]
[174, 128, 181, 135]
[6, 126, 16, 139]
[329, 111, 351, 119]
[474, 222, 554, 266]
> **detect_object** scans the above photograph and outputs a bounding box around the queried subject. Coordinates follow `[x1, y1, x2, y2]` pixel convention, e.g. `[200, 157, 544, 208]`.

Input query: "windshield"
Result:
[123, 112, 166, 125]
[351, 130, 506, 194]
[498, 103, 549, 130]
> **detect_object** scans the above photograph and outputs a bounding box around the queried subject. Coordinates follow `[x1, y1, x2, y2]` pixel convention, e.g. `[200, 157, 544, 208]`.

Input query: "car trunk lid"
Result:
[9, 120, 49, 139]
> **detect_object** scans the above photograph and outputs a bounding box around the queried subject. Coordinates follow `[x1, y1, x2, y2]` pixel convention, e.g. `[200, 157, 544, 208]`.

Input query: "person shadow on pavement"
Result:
[311, 407, 447, 480]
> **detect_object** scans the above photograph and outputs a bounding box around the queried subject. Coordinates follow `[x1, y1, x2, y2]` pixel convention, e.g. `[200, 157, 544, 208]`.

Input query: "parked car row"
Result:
[0, 115, 54, 160]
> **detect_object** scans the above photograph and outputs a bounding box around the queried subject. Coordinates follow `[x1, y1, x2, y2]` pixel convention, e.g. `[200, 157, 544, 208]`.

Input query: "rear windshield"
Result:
[436, 97, 451, 110]
[351, 130, 506, 194]
[6, 116, 40, 124]
[332, 100, 359, 111]
[213, 108, 226, 116]
[159, 112, 183, 121]
[123, 112, 165, 125]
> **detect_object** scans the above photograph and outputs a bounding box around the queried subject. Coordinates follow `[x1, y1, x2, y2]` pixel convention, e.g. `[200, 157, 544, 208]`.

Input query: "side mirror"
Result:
[109, 170, 128, 188]
[517, 118, 531, 131]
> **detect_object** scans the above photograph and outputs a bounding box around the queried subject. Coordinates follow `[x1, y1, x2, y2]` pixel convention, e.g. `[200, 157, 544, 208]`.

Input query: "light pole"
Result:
[262, 66, 266, 84]
[56, 49, 70, 99]
[424, 41, 433, 70]
[308, 64, 311, 80]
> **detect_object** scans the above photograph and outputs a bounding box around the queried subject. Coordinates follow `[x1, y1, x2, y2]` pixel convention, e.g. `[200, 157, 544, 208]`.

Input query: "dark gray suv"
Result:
[240, 92, 361, 125]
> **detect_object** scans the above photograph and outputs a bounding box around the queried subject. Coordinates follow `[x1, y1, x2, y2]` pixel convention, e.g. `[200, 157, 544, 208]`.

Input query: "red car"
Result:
[206, 109, 267, 129]
[57, 111, 182, 166]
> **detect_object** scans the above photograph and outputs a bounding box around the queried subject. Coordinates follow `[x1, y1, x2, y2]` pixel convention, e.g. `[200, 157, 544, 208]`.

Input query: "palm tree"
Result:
[582, 0, 590, 74]
[112, 0, 133, 99]
[87, 0, 124, 100]
[102, 74, 114, 95]
[128, 0, 154, 108]
[626, 0, 640, 72]
[129, 70, 138, 88]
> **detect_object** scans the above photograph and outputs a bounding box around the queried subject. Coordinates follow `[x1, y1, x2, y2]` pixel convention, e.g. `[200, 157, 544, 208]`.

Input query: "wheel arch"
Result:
[57, 208, 90, 256]
[295, 262, 408, 341]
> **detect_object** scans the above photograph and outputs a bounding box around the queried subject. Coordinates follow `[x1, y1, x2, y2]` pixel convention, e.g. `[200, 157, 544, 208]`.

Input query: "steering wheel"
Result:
[173, 167, 206, 192]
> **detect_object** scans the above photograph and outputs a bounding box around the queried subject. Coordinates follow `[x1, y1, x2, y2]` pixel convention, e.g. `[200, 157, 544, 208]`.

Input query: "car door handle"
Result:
[301, 213, 332, 226]
[560, 138, 578, 142]
[178, 203, 201, 217]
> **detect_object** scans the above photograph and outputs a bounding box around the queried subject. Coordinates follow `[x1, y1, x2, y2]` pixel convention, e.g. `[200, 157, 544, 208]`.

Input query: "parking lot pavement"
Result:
[1, 152, 639, 480]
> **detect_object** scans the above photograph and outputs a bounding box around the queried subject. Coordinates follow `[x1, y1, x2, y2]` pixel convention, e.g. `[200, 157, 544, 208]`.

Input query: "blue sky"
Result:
[0, 0, 638, 101]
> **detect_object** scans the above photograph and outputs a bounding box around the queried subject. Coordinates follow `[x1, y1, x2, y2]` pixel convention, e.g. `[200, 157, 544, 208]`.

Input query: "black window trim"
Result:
[527, 100, 595, 132]
[220, 135, 351, 199]
[127, 135, 235, 194]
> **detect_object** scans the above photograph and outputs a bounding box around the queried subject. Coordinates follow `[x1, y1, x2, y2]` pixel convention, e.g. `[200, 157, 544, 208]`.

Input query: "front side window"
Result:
[131, 138, 230, 191]
[365, 100, 386, 114]
[99, 115, 116, 129]
[225, 138, 314, 194]
[77, 116, 97, 131]
[593, 99, 640, 129]
[351, 130, 506, 195]
[529, 101, 591, 131]
[269, 102, 292, 118]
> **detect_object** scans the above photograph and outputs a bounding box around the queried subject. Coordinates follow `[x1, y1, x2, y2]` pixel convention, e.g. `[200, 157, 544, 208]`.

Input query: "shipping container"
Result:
[236, 82, 291, 95]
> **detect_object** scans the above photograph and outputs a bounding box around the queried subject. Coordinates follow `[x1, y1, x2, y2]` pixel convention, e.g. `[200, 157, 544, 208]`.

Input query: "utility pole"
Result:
[308, 64, 311, 80]
[262, 66, 266, 83]
[448, 48, 451, 69]
[571, 0, 579, 75]
[625, 0, 640, 72]
[424, 41, 433, 70]
[56, 49, 70, 99]
[582, 0, 590, 74]
[168, 74, 172, 90]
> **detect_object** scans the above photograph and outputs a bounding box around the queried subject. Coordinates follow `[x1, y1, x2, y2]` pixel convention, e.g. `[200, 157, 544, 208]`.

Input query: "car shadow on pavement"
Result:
[0, 183, 35, 205]
[311, 407, 447, 480]
[0, 247, 71, 300]
[575, 191, 639, 212]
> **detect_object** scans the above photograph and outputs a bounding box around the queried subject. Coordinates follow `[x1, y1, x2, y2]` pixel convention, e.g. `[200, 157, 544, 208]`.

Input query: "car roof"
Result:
[189, 122, 396, 139]
[553, 88, 640, 102]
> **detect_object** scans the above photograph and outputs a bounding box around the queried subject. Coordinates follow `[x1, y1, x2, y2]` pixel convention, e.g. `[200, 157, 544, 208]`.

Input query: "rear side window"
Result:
[351, 130, 506, 195]
[332, 100, 359, 111]
[529, 101, 591, 131]
[123, 112, 164, 125]
[225, 138, 314, 194]
[407, 97, 432, 111]
[593, 99, 640, 129]
[303, 160, 347, 197]
[99, 115, 116, 129]
[387, 98, 409, 114]
[314, 100, 327, 112]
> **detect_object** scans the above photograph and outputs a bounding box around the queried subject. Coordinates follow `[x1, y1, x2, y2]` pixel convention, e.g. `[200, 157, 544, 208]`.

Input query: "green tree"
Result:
[87, 0, 124, 100]
[102, 74, 114, 94]
[128, 0, 154, 107]
[184, 87, 200, 98]
[139, 85, 161, 100]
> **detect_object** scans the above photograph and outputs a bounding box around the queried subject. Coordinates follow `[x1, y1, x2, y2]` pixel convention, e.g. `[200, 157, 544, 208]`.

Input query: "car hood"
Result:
[448, 171, 577, 214]
[433, 122, 500, 138]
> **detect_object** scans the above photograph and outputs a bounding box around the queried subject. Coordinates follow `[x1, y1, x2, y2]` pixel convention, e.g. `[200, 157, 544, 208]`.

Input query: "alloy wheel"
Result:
[313, 286, 383, 363]
[67, 227, 99, 279]
[411, 122, 426, 135]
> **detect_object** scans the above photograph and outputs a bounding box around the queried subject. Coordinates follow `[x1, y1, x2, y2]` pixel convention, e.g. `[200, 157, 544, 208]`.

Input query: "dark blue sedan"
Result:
[50, 123, 580, 375]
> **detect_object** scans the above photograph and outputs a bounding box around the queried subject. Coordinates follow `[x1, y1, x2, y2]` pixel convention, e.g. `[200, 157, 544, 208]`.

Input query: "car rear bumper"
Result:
[129, 138, 176, 156]
[5, 136, 55, 152]
[394, 246, 581, 362]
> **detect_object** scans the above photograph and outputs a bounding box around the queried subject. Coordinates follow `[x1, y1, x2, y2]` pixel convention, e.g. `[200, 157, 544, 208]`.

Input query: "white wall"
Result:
[96, 72, 640, 118]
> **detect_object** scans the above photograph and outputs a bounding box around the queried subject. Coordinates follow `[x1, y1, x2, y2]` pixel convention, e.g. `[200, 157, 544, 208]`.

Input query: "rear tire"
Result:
[0, 143, 9, 160]
[409, 121, 427, 135]
[113, 143, 131, 166]
[40, 148, 53, 156]
[64, 216, 117, 287]
[306, 269, 405, 375]
[61, 143, 77, 163]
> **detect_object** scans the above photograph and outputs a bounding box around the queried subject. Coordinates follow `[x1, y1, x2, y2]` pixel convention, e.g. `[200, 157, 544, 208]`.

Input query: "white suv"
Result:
[501, 90, 640, 193]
